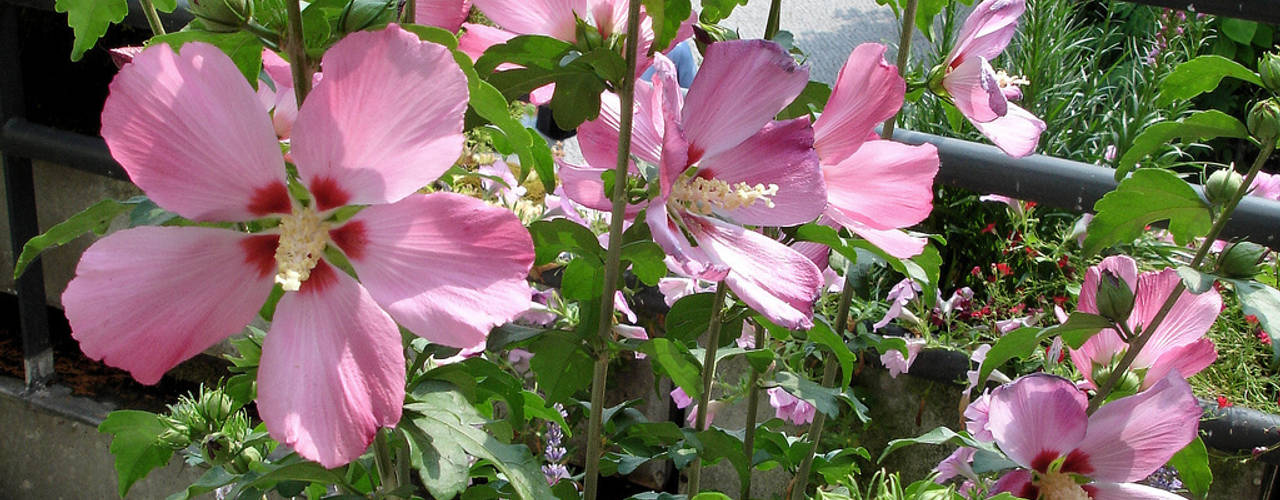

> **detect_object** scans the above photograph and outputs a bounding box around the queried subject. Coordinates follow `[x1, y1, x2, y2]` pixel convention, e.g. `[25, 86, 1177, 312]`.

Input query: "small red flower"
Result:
[970, 266, 983, 278]
[995, 263, 1012, 276]
[981, 222, 997, 234]
[1217, 396, 1233, 409]
[1024, 246, 1038, 257]
[1024, 201, 1037, 209]
[1247, 315, 1259, 324]
[1258, 330, 1272, 345]
[1053, 295, 1068, 306]
[1057, 255, 1070, 269]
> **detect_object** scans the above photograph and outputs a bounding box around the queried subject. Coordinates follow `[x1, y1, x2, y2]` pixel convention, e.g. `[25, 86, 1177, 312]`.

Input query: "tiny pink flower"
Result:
[875, 278, 920, 330]
[670, 387, 693, 409]
[765, 387, 817, 426]
[881, 338, 926, 378]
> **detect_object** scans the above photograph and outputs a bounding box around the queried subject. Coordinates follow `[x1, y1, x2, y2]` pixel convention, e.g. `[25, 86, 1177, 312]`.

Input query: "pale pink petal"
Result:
[681, 40, 809, 162]
[812, 43, 905, 164]
[615, 324, 649, 358]
[1129, 268, 1222, 369]
[1079, 255, 1140, 314]
[1076, 373, 1201, 482]
[875, 278, 919, 330]
[823, 140, 939, 231]
[108, 45, 144, 68]
[990, 469, 1034, 498]
[685, 214, 823, 329]
[257, 262, 404, 468]
[834, 218, 929, 259]
[589, 0, 628, 36]
[261, 48, 293, 90]
[334, 193, 534, 348]
[63, 227, 275, 385]
[458, 23, 517, 61]
[934, 447, 978, 484]
[979, 194, 1024, 217]
[943, 56, 1007, 123]
[791, 239, 831, 272]
[964, 391, 993, 441]
[686, 400, 725, 427]
[987, 374, 1088, 468]
[416, 0, 472, 31]
[648, 205, 727, 280]
[271, 87, 299, 139]
[970, 103, 1046, 158]
[1087, 482, 1189, 500]
[101, 43, 289, 222]
[291, 25, 467, 210]
[1249, 171, 1280, 201]
[1142, 338, 1217, 389]
[696, 117, 826, 226]
[557, 160, 615, 212]
[670, 386, 693, 408]
[881, 338, 925, 378]
[529, 83, 556, 106]
[947, 0, 1026, 65]
[614, 290, 637, 323]
[576, 76, 666, 170]
[472, 0, 585, 40]
[658, 277, 699, 306]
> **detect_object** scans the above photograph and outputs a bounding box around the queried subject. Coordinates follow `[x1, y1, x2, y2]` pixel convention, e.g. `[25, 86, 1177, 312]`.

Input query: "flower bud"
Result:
[1248, 99, 1280, 142]
[574, 16, 604, 52]
[339, 0, 393, 34]
[1218, 241, 1268, 278]
[1204, 169, 1244, 206]
[1095, 270, 1135, 324]
[188, 0, 252, 33]
[1260, 52, 1280, 94]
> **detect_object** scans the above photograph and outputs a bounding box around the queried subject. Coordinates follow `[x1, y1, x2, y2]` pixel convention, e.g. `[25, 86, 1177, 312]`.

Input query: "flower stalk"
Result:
[373, 429, 400, 497]
[582, 0, 644, 497]
[763, 0, 782, 41]
[403, 0, 416, 24]
[1088, 138, 1277, 413]
[687, 281, 730, 494]
[284, 0, 312, 106]
[739, 321, 766, 500]
[138, 0, 166, 36]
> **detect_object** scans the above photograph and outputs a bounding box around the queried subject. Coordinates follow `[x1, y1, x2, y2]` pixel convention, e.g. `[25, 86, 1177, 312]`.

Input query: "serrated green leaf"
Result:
[528, 332, 593, 403]
[404, 425, 470, 500]
[877, 427, 995, 463]
[975, 327, 1043, 389]
[777, 81, 832, 120]
[1083, 169, 1212, 256]
[1157, 55, 1263, 106]
[699, 0, 749, 23]
[561, 257, 604, 301]
[164, 466, 237, 500]
[14, 199, 133, 279]
[620, 241, 667, 285]
[808, 317, 855, 388]
[527, 218, 604, 265]
[1044, 312, 1113, 349]
[242, 456, 345, 489]
[665, 292, 716, 343]
[640, 338, 703, 399]
[913, 0, 948, 42]
[152, 0, 177, 11]
[1177, 266, 1218, 294]
[1114, 110, 1250, 179]
[691, 428, 749, 483]
[99, 410, 174, 497]
[56, 0, 128, 61]
[772, 371, 840, 417]
[642, 0, 691, 53]
[1169, 437, 1212, 499]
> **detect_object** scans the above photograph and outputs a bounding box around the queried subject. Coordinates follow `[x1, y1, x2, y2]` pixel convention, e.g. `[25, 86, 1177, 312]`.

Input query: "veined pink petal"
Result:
[823, 139, 939, 232]
[472, 0, 585, 40]
[990, 469, 1035, 498]
[291, 25, 467, 210]
[334, 193, 534, 348]
[835, 218, 929, 259]
[934, 447, 978, 484]
[257, 262, 405, 468]
[557, 160, 614, 212]
[101, 43, 288, 222]
[648, 204, 727, 280]
[63, 227, 275, 385]
[964, 391, 993, 441]
[944, 56, 1007, 123]
[697, 117, 826, 226]
[1079, 255, 1139, 314]
[1142, 338, 1217, 389]
[589, 0, 628, 36]
[458, 23, 517, 62]
[813, 43, 905, 164]
[792, 240, 830, 271]
[881, 338, 925, 378]
[1075, 373, 1201, 482]
[1129, 268, 1222, 369]
[681, 40, 809, 162]
[970, 103, 1046, 158]
[987, 374, 1088, 469]
[416, 0, 472, 31]
[261, 48, 293, 91]
[685, 214, 823, 329]
[1087, 482, 1189, 500]
[577, 82, 666, 170]
[670, 386, 693, 408]
[947, 0, 1026, 66]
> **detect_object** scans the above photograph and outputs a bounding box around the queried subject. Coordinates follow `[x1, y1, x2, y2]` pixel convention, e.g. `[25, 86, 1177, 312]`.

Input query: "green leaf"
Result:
[242, 456, 345, 489]
[527, 218, 604, 265]
[772, 371, 840, 417]
[639, 338, 703, 399]
[164, 467, 236, 500]
[975, 327, 1043, 389]
[620, 241, 667, 286]
[1157, 55, 1263, 106]
[699, 0, 749, 23]
[476, 36, 611, 129]
[529, 332, 594, 403]
[878, 427, 994, 463]
[56, 0, 128, 61]
[521, 390, 571, 434]
[808, 317, 855, 388]
[152, 0, 177, 11]
[1226, 278, 1280, 362]
[98, 410, 174, 497]
[1221, 18, 1258, 45]
[149, 30, 265, 85]
[486, 323, 550, 351]
[1114, 110, 1250, 179]
[561, 257, 604, 301]
[14, 199, 133, 279]
[405, 425, 470, 500]
[691, 428, 749, 482]
[1083, 169, 1213, 256]
[777, 81, 832, 120]
[405, 382, 555, 500]
[1043, 312, 1112, 349]
[642, 0, 692, 54]
[665, 292, 716, 344]
[913, 0, 948, 42]
[1177, 266, 1218, 294]
[691, 493, 734, 500]
[1169, 437, 1212, 499]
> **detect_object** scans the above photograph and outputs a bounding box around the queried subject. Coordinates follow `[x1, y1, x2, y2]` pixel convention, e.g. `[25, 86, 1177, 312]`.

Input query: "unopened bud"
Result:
[1205, 169, 1244, 206]
[1219, 241, 1268, 278]
[339, 0, 393, 33]
[1261, 53, 1280, 94]
[1248, 99, 1280, 142]
[574, 16, 604, 52]
[188, 0, 252, 33]
[1095, 270, 1135, 324]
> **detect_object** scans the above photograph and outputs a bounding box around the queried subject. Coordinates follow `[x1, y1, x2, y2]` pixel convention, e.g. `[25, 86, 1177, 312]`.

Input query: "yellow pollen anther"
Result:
[996, 70, 1030, 89]
[274, 207, 328, 292]
[1037, 470, 1089, 500]
[671, 176, 779, 215]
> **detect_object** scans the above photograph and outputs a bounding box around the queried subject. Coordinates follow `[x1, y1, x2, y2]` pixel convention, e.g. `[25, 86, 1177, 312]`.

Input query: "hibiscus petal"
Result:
[681, 40, 809, 162]
[685, 215, 823, 329]
[257, 262, 405, 468]
[472, 0, 585, 40]
[829, 217, 928, 259]
[291, 25, 467, 210]
[1076, 373, 1201, 482]
[947, 0, 1026, 65]
[812, 43, 905, 164]
[101, 43, 288, 222]
[63, 227, 275, 385]
[578, 81, 666, 171]
[1130, 268, 1222, 369]
[416, 0, 472, 31]
[990, 469, 1035, 498]
[970, 103, 1046, 158]
[648, 204, 727, 280]
[1142, 338, 1217, 390]
[458, 23, 517, 61]
[334, 193, 535, 348]
[986, 373, 1088, 469]
[823, 139, 939, 232]
[1079, 255, 1140, 314]
[1086, 481, 1188, 500]
[697, 117, 826, 226]
[944, 56, 1007, 123]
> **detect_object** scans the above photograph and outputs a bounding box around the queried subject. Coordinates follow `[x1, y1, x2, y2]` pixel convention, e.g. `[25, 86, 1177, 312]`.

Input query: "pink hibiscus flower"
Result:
[67, 26, 535, 468]
[814, 44, 940, 258]
[766, 387, 816, 426]
[1068, 255, 1221, 391]
[880, 338, 926, 378]
[416, 0, 473, 32]
[938, 0, 1046, 157]
[560, 40, 826, 329]
[983, 373, 1201, 499]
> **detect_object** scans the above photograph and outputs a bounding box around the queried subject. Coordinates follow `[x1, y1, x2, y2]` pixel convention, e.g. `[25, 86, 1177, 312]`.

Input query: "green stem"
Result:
[373, 429, 399, 497]
[138, 0, 166, 36]
[763, 0, 782, 41]
[1114, 319, 1137, 343]
[789, 278, 854, 500]
[582, 1, 644, 498]
[403, 0, 416, 24]
[284, 0, 312, 106]
[881, 0, 918, 140]
[687, 282, 730, 495]
[244, 22, 282, 51]
[1087, 139, 1277, 413]
[739, 321, 767, 500]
